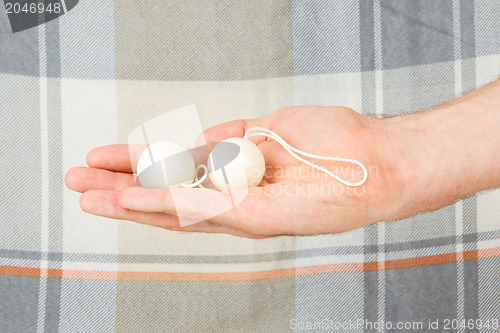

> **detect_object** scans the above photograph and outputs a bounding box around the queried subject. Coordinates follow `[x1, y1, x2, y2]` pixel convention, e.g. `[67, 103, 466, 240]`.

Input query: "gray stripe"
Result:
[0, 250, 116, 263]
[381, 0, 454, 69]
[0, 9, 39, 76]
[297, 245, 363, 257]
[45, 16, 64, 332]
[463, 196, 479, 323]
[359, 0, 377, 117]
[477, 229, 500, 242]
[386, 263, 458, 330]
[359, 0, 375, 72]
[363, 224, 379, 331]
[63, 253, 118, 263]
[0, 249, 42, 260]
[460, 1, 479, 321]
[47, 251, 63, 262]
[0, 275, 40, 332]
[46, 21, 61, 78]
[47, 60, 63, 253]
[460, 0, 475, 60]
[119, 251, 296, 264]
[44, 278, 62, 333]
[0, 77, 41, 251]
[385, 235, 456, 253]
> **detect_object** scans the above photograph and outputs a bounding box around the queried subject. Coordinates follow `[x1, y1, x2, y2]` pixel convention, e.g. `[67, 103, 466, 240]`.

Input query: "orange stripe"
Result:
[385, 252, 457, 270]
[297, 262, 365, 275]
[0, 265, 40, 278]
[478, 246, 500, 259]
[1, 246, 499, 282]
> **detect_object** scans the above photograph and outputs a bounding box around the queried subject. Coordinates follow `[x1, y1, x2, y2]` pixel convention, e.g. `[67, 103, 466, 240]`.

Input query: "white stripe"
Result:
[377, 222, 385, 332]
[40, 79, 49, 253]
[453, 0, 463, 98]
[36, 18, 49, 333]
[477, 239, 500, 251]
[455, 201, 464, 235]
[453, 2, 465, 331]
[374, 3, 385, 323]
[375, 70, 383, 115]
[373, 0, 383, 115]
[60, 0, 68, 13]
[0, 257, 47, 268]
[454, 60, 463, 97]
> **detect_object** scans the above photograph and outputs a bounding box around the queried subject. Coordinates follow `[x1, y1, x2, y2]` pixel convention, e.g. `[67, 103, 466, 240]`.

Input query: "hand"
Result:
[65, 79, 500, 238]
[66, 106, 407, 238]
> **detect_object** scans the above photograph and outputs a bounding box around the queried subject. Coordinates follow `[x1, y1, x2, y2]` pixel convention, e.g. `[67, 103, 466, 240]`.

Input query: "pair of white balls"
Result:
[136, 138, 265, 191]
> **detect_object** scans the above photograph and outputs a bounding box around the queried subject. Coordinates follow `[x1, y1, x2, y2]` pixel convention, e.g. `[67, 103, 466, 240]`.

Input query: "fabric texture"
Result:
[1, 0, 499, 332]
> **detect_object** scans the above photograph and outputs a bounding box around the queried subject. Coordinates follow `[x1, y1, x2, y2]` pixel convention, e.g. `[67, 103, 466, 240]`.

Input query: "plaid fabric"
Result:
[1, 0, 500, 332]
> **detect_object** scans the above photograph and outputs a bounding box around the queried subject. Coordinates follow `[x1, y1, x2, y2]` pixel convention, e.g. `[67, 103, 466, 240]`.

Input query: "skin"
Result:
[65, 79, 500, 239]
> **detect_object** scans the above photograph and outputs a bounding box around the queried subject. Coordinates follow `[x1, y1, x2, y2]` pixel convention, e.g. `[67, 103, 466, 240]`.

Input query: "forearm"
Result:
[381, 79, 500, 218]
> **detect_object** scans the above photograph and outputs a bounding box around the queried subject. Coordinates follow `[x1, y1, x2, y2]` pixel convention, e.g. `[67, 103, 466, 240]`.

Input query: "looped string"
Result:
[180, 164, 208, 188]
[243, 127, 368, 187]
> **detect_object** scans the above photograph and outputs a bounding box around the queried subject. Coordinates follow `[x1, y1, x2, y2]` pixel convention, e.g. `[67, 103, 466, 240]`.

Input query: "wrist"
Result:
[398, 107, 471, 213]
[382, 100, 499, 219]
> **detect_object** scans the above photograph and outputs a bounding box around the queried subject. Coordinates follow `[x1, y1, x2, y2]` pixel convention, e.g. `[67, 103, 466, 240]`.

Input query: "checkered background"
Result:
[1, 0, 499, 332]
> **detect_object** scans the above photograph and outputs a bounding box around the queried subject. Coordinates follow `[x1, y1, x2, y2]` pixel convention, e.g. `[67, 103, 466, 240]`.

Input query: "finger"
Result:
[65, 167, 137, 193]
[80, 190, 268, 238]
[117, 186, 281, 236]
[195, 116, 275, 148]
[86, 144, 147, 173]
[80, 190, 181, 228]
[117, 187, 232, 217]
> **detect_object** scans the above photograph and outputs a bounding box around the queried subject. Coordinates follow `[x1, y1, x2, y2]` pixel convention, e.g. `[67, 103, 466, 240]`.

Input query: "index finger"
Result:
[87, 144, 147, 173]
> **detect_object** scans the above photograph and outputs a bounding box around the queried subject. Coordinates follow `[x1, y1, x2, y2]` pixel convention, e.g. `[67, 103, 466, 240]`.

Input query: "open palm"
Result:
[66, 106, 404, 238]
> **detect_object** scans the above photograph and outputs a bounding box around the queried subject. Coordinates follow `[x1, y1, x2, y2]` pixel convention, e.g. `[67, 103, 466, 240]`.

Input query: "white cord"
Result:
[180, 164, 208, 188]
[244, 127, 368, 186]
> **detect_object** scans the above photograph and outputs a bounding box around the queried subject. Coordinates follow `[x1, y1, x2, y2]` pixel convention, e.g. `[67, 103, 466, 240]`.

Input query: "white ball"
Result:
[207, 137, 265, 191]
[136, 141, 195, 188]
